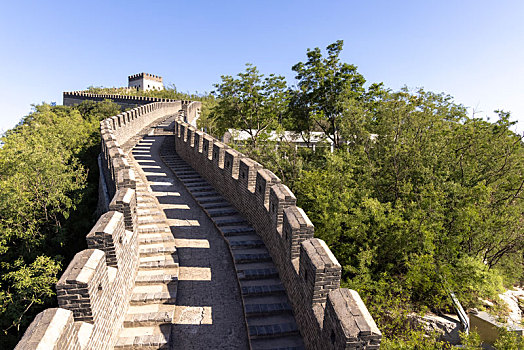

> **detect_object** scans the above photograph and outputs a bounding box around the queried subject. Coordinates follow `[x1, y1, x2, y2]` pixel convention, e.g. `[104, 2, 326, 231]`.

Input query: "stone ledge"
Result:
[124, 311, 174, 327]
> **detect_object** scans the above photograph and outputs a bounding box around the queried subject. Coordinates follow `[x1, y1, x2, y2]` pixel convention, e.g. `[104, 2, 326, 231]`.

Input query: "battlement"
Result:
[128, 72, 163, 83]
[16, 96, 188, 350]
[174, 120, 382, 349]
[17, 93, 380, 349]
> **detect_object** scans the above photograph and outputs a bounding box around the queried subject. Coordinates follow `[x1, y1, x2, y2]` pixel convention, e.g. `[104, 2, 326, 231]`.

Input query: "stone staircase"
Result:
[115, 138, 178, 349]
[159, 134, 305, 350]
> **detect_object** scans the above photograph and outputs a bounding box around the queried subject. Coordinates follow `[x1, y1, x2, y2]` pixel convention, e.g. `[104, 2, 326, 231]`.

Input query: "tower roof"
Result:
[128, 73, 163, 83]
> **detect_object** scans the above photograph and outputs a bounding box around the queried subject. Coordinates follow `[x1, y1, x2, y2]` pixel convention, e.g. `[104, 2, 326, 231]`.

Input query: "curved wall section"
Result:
[174, 120, 382, 349]
[16, 96, 184, 350]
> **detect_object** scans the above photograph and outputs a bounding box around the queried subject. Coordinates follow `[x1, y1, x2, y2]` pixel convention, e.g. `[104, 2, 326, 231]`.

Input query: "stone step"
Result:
[139, 255, 179, 269]
[135, 274, 178, 285]
[115, 329, 170, 349]
[173, 168, 194, 174]
[192, 191, 220, 198]
[189, 186, 215, 193]
[215, 216, 248, 227]
[207, 207, 238, 217]
[196, 196, 225, 204]
[245, 302, 292, 317]
[238, 268, 279, 280]
[139, 235, 175, 244]
[138, 225, 170, 234]
[176, 174, 200, 179]
[130, 291, 177, 305]
[248, 322, 299, 339]
[200, 201, 232, 209]
[175, 170, 198, 176]
[229, 239, 265, 249]
[220, 225, 257, 236]
[250, 336, 305, 350]
[139, 245, 176, 256]
[234, 253, 272, 264]
[241, 284, 286, 297]
[123, 311, 174, 327]
[181, 178, 205, 184]
[138, 216, 166, 225]
[138, 210, 162, 217]
[137, 197, 155, 203]
[137, 203, 157, 209]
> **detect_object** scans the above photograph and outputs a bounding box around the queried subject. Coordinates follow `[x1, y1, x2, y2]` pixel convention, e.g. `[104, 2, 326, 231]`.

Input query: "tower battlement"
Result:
[128, 72, 164, 91]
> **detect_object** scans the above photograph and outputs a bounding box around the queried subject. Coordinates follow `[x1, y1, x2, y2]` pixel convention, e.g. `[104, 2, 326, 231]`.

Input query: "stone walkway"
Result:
[115, 120, 249, 349]
[115, 117, 304, 349]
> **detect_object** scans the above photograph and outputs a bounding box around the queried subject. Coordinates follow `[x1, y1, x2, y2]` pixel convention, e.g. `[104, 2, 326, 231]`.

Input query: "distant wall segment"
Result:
[63, 91, 201, 126]
[174, 120, 382, 349]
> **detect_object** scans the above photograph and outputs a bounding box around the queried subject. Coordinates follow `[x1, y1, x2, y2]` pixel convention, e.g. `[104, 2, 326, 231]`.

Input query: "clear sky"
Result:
[1, 0, 523, 134]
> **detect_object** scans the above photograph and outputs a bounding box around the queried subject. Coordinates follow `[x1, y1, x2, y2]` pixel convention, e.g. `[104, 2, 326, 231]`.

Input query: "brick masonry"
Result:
[174, 119, 382, 349]
[15, 94, 201, 350]
[15, 92, 380, 350]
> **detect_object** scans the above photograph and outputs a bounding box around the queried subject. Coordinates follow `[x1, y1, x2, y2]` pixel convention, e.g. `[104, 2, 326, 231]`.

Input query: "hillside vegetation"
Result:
[104, 42, 523, 347]
[0, 101, 121, 347]
[4, 41, 522, 348]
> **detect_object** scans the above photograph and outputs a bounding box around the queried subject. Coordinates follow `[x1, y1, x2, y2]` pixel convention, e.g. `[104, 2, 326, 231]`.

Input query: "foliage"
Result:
[226, 41, 523, 345]
[290, 40, 367, 148]
[459, 331, 483, 349]
[211, 64, 288, 146]
[0, 100, 120, 347]
[494, 328, 524, 349]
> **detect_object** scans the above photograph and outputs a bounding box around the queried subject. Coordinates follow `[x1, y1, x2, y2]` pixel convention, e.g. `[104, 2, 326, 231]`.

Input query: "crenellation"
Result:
[212, 141, 227, 169]
[255, 169, 281, 209]
[238, 158, 262, 192]
[14, 308, 81, 350]
[224, 148, 243, 179]
[194, 130, 204, 153]
[202, 135, 214, 160]
[86, 211, 125, 267]
[283, 206, 314, 261]
[269, 183, 297, 233]
[173, 117, 381, 349]
[300, 239, 342, 307]
[18, 92, 381, 349]
[322, 289, 382, 349]
[187, 126, 197, 148]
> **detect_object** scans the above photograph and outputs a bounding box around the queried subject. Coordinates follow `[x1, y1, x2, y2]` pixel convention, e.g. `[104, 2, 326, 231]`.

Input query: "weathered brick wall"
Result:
[99, 101, 182, 200]
[16, 95, 183, 349]
[63, 91, 178, 109]
[175, 120, 382, 349]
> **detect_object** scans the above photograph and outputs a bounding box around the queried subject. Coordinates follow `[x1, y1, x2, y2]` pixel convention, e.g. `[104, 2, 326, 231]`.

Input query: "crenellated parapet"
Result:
[174, 119, 382, 349]
[63, 92, 201, 126]
[17, 92, 380, 349]
[16, 95, 189, 350]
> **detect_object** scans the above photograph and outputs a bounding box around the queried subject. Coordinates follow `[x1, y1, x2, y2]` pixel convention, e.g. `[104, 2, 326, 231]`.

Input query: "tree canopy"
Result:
[0, 100, 120, 347]
[210, 41, 524, 347]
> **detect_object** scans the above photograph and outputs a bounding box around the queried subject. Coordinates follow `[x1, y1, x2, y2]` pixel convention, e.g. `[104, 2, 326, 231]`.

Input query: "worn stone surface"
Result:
[132, 129, 250, 349]
[16, 94, 381, 350]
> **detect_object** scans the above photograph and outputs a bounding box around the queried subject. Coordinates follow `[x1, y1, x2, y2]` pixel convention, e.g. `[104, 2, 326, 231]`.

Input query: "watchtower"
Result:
[128, 73, 164, 91]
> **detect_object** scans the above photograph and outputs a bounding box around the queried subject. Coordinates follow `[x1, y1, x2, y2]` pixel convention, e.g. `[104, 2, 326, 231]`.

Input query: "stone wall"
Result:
[16, 92, 380, 349]
[174, 120, 382, 349]
[15, 95, 187, 350]
[63, 92, 201, 126]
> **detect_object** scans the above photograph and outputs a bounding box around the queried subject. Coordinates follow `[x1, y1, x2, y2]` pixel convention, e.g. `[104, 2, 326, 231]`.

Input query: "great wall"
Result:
[14, 91, 382, 350]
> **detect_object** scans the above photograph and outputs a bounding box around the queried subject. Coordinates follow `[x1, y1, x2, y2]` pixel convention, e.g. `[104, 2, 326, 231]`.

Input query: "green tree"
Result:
[212, 64, 288, 146]
[0, 100, 121, 347]
[290, 40, 367, 148]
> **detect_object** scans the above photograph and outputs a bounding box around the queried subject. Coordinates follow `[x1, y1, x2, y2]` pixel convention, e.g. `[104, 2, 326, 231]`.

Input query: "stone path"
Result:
[159, 121, 304, 350]
[115, 117, 304, 349]
[115, 120, 249, 349]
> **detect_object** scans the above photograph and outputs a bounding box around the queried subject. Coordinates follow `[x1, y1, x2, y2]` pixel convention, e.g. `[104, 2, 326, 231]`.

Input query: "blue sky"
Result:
[1, 0, 523, 133]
